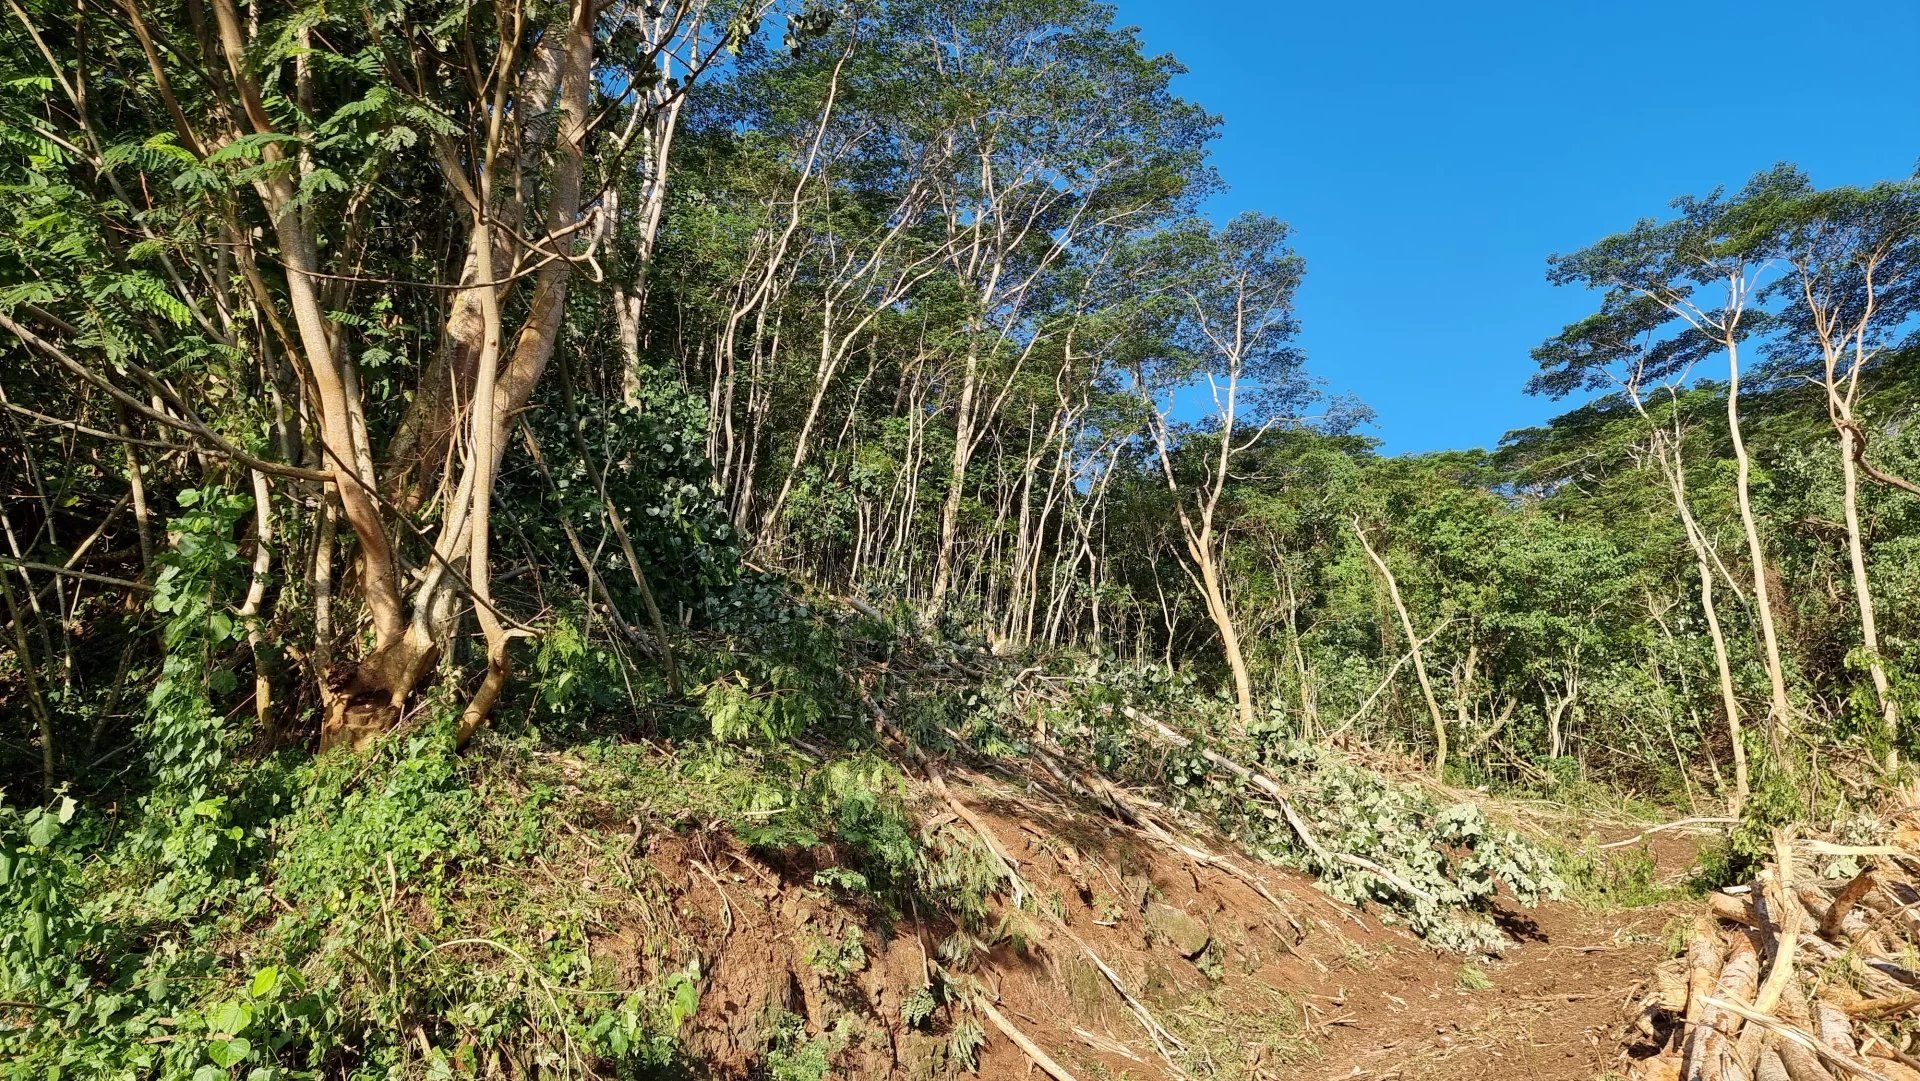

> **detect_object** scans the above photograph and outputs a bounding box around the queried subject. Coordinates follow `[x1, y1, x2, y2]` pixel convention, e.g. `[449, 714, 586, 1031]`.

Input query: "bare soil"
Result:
[601, 770, 1704, 1081]
[1297, 828, 1702, 1081]
[1298, 892, 1682, 1081]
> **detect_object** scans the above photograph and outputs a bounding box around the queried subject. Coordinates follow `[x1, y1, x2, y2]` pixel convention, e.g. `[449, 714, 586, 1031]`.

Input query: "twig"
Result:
[969, 989, 1083, 1081]
[1596, 816, 1738, 850]
[0, 556, 151, 593]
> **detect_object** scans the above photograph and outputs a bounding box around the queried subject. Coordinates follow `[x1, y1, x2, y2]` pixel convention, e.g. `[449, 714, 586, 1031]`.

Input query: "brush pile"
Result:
[1631, 786, 1920, 1081]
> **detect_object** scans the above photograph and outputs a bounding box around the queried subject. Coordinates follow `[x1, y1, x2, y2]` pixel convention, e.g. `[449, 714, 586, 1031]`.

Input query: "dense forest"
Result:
[2, 0, 1918, 1078]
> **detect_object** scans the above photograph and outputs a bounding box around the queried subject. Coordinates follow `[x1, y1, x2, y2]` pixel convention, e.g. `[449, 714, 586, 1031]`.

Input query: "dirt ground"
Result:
[1296, 830, 1703, 1081]
[627, 761, 1708, 1081]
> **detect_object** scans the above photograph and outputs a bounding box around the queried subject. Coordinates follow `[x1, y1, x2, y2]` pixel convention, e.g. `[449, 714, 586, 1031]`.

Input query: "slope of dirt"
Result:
[1298, 894, 1684, 1080]
[597, 743, 1708, 1081]
[630, 767, 1405, 1079]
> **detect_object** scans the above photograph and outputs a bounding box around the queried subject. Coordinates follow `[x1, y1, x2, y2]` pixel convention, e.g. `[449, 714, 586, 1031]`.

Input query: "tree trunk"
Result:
[1354, 518, 1448, 775]
[1665, 434, 1749, 810]
[1837, 425, 1898, 755]
[1723, 335, 1793, 738]
[1189, 530, 1257, 733]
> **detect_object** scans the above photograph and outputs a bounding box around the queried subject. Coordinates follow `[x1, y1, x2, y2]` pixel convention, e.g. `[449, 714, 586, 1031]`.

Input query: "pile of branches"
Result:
[1632, 786, 1920, 1081]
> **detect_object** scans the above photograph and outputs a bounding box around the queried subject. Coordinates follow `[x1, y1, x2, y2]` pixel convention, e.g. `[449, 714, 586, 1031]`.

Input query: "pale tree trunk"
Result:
[923, 156, 1095, 618]
[1837, 428, 1897, 753]
[238, 469, 275, 729]
[1721, 332, 1793, 739]
[1283, 567, 1318, 738]
[928, 338, 983, 617]
[1194, 539, 1257, 732]
[1145, 377, 1259, 733]
[1632, 272, 1791, 744]
[1799, 264, 1899, 757]
[1670, 445, 1750, 810]
[210, 0, 415, 742]
[456, 0, 593, 744]
[1634, 395, 1748, 810]
[319, 0, 594, 749]
[1545, 662, 1581, 762]
[1353, 517, 1447, 775]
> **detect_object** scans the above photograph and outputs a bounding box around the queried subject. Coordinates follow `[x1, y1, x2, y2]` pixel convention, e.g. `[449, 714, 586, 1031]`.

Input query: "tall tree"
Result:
[1760, 179, 1920, 755]
[1135, 213, 1308, 733]
[1545, 167, 1803, 742]
[0, 0, 753, 752]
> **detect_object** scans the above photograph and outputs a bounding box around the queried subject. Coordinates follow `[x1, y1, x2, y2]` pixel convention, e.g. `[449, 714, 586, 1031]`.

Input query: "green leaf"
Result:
[209, 998, 253, 1035]
[24, 909, 48, 957]
[207, 1036, 252, 1067]
[249, 966, 279, 999]
[26, 811, 59, 847]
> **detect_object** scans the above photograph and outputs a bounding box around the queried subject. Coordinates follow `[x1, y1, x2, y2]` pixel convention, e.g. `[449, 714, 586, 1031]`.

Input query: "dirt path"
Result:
[1297, 894, 1681, 1080]
[1297, 831, 1701, 1081]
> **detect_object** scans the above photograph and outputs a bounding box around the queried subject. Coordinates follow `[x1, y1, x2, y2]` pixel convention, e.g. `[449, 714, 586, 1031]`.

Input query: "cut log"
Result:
[1816, 1001, 1856, 1058]
[1689, 934, 1761, 1081]
[1685, 921, 1728, 1034]
[1742, 838, 1805, 1066]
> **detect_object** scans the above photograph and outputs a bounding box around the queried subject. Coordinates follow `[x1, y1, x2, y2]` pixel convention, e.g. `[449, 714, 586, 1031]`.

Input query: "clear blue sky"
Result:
[1111, 0, 1920, 454]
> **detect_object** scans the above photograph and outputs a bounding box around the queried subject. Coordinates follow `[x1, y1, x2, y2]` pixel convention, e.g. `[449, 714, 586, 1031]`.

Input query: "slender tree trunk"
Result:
[1192, 539, 1258, 732]
[238, 469, 275, 729]
[1354, 517, 1447, 774]
[1837, 426, 1897, 751]
[1653, 429, 1750, 808]
[1723, 335, 1792, 737]
[1283, 567, 1317, 739]
[928, 343, 980, 619]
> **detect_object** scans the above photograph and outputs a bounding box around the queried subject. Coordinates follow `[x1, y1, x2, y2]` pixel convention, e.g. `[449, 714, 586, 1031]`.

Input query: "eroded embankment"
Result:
[600, 758, 1695, 1081]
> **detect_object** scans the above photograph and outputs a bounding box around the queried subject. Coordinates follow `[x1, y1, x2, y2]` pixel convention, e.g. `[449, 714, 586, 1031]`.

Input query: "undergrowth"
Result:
[2, 502, 1592, 1077]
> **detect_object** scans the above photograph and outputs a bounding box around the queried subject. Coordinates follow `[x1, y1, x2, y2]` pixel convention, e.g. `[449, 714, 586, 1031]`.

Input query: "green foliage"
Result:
[1258, 738, 1565, 952]
[143, 487, 253, 799]
[8, 0, 1920, 1071]
[764, 1013, 855, 1081]
[1558, 846, 1679, 909]
[1041, 666, 1565, 952]
[0, 795, 87, 1008]
[700, 665, 828, 744]
[133, 486, 262, 908]
[583, 968, 703, 1075]
[802, 925, 868, 979]
[899, 983, 939, 1029]
[0, 718, 728, 1078]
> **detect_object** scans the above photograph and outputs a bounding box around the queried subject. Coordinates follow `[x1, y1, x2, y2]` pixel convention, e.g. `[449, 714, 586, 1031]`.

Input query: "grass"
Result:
[1165, 982, 1314, 1080]
[1455, 963, 1493, 991]
[1557, 846, 1690, 909]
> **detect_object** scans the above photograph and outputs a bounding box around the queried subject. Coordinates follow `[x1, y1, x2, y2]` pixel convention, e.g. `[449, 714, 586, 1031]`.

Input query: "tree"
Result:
[1758, 179, 1920, 754]
[1134, 213, 1309, 733]
[1544, 167, 1803, 743]
[1533, 297, 1753, 807]
[0, 0, 753, 754]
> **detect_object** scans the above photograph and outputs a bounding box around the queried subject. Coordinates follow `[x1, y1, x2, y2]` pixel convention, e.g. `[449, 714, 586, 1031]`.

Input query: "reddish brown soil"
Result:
[1298, 894, 1682, 1081]
[1298, 828, 1703, 1081]
[604, 772, 1705, 1081]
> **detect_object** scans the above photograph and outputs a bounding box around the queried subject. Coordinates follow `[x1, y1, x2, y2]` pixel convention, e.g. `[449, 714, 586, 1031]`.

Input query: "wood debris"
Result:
[1629, 785, 1920, 1081]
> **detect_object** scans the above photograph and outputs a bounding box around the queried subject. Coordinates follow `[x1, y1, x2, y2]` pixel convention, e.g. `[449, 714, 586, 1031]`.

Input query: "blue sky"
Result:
[1111, 0, 1920, 454]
